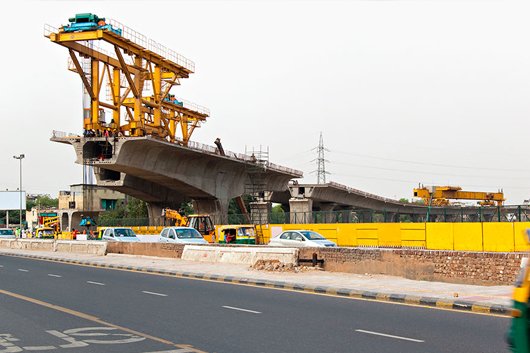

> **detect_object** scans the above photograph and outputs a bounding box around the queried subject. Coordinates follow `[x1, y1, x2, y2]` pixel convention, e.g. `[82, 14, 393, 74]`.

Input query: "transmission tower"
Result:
[311, 132, 330, 184]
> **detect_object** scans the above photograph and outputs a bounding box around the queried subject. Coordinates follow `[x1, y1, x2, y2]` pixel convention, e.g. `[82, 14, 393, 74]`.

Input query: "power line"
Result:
[332, 150, 530, 172]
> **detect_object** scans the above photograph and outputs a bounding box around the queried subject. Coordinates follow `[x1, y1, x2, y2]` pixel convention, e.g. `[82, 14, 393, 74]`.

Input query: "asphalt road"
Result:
[0, 255, 510, 353]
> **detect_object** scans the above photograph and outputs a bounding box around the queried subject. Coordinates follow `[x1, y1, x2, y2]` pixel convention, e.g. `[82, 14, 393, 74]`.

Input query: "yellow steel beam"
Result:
[91, 59, 100, 130]
[68, 50, 94, 100]
[49, 35, 142, 76]
[114, 46, 139, 98]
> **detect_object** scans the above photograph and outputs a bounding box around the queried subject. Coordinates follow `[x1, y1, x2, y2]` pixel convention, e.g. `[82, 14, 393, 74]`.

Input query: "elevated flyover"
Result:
[52, 132, 302, 222]
[286, 181, 511, 222]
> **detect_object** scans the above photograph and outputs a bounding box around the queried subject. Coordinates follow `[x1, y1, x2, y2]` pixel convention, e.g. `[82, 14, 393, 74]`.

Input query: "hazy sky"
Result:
[1, 0, 530, 204]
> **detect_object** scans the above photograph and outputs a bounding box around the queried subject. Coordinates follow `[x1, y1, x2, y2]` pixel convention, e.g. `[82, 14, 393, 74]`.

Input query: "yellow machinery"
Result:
[44, 13, 209, 145]
[42, 216, 60, 231]
[413, 185, 505, 206]
[162, 208, 215, 242]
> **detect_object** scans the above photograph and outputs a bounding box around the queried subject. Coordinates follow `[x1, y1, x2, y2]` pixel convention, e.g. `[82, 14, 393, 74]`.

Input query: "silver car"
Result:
[268, 230, 337, 248]
[159, 227, 208, 244]
[0, 228, 15, 239]
[101, 227, 140, 242]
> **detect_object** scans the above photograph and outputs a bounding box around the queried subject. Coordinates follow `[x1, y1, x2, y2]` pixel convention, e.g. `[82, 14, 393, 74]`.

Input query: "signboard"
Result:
[0, 191, 27, 211]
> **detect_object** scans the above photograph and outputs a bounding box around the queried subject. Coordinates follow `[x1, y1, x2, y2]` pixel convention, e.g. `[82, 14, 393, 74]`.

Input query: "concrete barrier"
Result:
[181, 245, 299, 266]
[0, 239, 107, 256]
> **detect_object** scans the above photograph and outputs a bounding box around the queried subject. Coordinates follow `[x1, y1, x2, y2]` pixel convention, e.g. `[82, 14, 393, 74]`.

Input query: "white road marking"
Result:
[18, 269, 29, 272]
[0, 265, 4, 267]
[141, 291, 167, 297]
[142, 349, 198, 353]
[86, 281, 105, 286]
[355, 329, 424, 343]
[23, 346, 57, 351]
[222, 305, 262, 314]
[48, 274, 62, 278]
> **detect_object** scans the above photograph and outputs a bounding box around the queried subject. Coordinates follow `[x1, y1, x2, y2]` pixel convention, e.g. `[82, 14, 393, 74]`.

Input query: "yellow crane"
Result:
[413, 185, 505, 206]
[44, 13, 209, 145]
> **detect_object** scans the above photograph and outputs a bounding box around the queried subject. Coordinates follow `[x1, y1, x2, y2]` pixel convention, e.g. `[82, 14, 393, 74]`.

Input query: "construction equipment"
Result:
[413, 185, 505, 206]
[217, 225, 256, 244]
[162, 208, 215, 242]
[45, 13, 209, 146]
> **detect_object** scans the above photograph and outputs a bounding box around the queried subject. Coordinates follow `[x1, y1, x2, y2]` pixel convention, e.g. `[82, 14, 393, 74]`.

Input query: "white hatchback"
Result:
[159, 227, 208, 244]
[268, 230, 337, 248]
[101, 227, 141, 242]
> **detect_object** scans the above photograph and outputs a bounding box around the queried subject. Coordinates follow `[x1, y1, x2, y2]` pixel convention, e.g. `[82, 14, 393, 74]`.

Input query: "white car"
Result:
[159, 227, 208, 244]
[268, 230, 337, 248]
[101, 227, 140, 242]
[0, 228, 15, 239]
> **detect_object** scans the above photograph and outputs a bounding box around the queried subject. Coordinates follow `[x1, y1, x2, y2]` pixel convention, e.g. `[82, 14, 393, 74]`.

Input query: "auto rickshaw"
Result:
[35, 227, 56, 239]
[217, 225, 256, 244]
[507, 229, 530, 352]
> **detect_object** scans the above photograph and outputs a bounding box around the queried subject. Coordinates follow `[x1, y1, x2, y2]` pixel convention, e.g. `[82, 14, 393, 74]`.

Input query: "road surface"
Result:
[0, 255, 510, 353]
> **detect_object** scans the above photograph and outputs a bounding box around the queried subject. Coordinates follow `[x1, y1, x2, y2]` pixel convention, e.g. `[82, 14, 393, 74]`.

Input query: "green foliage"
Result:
[179, 201, 194, 216]
[26, 195, 58, 210]
[399, 198, 410, 203]
[97, 196, 147, 225]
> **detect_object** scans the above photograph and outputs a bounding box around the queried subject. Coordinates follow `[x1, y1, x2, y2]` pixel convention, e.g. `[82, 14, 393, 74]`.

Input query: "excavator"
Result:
[162, 208, 215, 243]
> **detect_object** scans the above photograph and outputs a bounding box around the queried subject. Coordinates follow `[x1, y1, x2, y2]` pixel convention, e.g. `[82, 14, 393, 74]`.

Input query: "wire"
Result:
[332, 150, 530, 172]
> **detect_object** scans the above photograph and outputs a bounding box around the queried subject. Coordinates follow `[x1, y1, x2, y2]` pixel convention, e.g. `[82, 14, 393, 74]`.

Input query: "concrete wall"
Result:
[0, 239, 107, 256]
[182, 245, 298, 266]
[261, 222, 530, 252]
[299, 247, 524, 285]
[107, 242, 185, 258]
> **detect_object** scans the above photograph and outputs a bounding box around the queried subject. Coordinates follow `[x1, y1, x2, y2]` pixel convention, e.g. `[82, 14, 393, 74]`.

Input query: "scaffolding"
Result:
[244, 146, 270, 244]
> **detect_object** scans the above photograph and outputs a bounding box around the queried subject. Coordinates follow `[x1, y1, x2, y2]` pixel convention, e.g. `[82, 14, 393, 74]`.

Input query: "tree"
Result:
[26, 195, 58, 210]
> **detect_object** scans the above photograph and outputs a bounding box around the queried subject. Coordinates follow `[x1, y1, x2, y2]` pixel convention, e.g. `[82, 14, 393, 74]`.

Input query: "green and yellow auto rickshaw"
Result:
[508, 229, 530, 352]
[217, 225, 256, 244]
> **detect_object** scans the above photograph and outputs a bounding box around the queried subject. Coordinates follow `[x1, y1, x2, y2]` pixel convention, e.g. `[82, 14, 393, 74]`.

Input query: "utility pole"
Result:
[13, 154, 25, 229]
[312, 132, 330, 184]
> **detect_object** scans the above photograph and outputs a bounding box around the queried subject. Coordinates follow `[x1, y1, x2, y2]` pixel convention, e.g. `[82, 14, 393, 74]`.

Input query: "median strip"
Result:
[355, 329, 424, 343]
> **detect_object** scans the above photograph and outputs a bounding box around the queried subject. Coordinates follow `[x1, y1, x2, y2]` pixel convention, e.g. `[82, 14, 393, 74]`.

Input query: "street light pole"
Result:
[13, 154, 25, 230]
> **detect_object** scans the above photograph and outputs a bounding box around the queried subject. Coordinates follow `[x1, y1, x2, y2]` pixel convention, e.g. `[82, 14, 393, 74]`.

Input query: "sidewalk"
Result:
[0, 249, 514, 316]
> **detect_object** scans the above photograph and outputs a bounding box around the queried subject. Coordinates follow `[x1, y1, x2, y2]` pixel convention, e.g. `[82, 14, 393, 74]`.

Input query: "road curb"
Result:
[0, 251, 512, 316]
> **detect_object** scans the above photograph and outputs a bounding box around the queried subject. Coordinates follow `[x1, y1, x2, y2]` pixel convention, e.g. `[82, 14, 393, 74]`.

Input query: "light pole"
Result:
[13, 154, 24, 230]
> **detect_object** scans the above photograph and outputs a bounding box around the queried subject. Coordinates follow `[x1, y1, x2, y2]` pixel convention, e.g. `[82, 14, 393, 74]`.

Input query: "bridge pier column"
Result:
[147, 203, 165, 226]
[289, 198, 313, 224]
[250, 201, 271, 224]
[319, 203, 337, 223]
[384, 212, 397, 223]
[357, 210, 373, 223]
[192, 199, 229, 225]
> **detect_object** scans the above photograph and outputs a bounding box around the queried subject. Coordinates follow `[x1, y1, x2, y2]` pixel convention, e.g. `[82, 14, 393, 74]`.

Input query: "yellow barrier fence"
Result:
[259, 222, 530, 252]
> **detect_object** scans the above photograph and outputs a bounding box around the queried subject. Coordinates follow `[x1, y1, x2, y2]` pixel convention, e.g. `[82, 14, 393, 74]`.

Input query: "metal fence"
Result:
[96, 205, 530, 227]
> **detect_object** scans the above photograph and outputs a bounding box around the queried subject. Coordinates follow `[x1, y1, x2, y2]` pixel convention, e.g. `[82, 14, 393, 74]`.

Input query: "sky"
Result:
[1, 0, 530, 204]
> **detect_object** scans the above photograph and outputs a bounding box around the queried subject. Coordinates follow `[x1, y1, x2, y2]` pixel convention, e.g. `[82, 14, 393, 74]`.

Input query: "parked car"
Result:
[101, 227, 140, 242]
[0, 228, 15, 239]
[159, 227, 208, 244]
[268, 230, 337, 248]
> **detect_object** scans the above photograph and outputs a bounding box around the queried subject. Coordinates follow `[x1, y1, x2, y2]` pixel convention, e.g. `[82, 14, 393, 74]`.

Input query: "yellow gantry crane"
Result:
[44, 13, 209, 145]
[413, 185, 505, 206]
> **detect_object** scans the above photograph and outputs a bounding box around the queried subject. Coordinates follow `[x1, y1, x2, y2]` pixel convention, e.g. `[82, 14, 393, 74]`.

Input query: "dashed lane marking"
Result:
[86, 281, 105, 286]
[142, 291, 168, 297]
[18, 269, 29, 272]
[355, 329, 424, 343]
[48, 274, 62, 278]
[222, 305, 261, 314]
